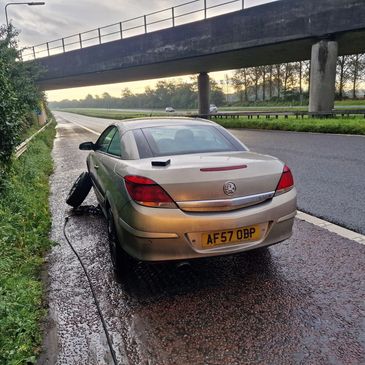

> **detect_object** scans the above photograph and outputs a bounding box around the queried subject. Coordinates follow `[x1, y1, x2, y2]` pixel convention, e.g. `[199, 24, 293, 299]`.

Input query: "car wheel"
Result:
[66, 172, 92, 207]
[107, 207, 131, 279]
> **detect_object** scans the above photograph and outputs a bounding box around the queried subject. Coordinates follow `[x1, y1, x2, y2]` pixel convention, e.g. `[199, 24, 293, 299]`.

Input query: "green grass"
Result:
[0, 122, 56, 365]
[219, 106, 308, 112]
[220, 100, 365, 111]
[335, 99, 365, 106]
[213, 116, 365, 135]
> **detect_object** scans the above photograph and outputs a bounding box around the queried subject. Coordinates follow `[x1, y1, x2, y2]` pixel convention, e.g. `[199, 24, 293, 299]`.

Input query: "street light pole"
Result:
[5, 2, 45, 27]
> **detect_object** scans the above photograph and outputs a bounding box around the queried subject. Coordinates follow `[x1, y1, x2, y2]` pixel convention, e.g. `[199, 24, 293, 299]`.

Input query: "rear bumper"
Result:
[115, 188, 297, 261]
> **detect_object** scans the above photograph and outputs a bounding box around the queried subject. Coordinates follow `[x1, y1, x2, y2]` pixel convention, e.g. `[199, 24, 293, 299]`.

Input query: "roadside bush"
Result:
[0, 25, 42, 178]
[0, 44, 21, 167]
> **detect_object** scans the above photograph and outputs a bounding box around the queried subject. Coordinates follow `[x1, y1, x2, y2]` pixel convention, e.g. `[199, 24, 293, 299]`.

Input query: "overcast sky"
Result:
[1, 0, 278, 101]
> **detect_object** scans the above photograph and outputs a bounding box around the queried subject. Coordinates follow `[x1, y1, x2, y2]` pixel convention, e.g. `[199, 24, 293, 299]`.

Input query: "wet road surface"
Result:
[230, 129, 365, 235]
[40, 114, 365, 365]
[54, 111, 365, 234]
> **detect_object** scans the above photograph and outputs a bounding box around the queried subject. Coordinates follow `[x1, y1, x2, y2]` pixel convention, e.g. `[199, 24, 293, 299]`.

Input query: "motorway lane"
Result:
[55, 111, 365, 234]
[40, 113, 365, 364]
[230, 129, 365, 235]
[55, 111, 113, 133]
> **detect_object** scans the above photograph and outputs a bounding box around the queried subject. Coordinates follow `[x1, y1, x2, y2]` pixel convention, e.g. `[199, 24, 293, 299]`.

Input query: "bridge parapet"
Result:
[22, 0, 262, 60]
[33, 0, 365, 91]
[32, 0, 365, 114]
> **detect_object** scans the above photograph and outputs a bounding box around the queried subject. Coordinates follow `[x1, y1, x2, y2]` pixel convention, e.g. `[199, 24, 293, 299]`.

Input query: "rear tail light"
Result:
[275, 165, 294, 196]
[124, 175, 176, 208]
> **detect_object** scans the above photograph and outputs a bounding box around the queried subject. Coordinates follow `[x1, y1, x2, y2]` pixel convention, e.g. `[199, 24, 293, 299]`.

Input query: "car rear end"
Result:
[117, 181, 296, 262]
[112, 121, 296, 261]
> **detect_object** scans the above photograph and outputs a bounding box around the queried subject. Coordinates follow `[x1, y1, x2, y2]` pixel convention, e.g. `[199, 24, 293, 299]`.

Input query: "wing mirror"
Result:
[79, 141, 95, 150]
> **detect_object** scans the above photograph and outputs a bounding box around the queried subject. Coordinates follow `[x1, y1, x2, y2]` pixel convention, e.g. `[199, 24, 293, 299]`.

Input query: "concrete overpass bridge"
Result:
[30, 0, 365, 114]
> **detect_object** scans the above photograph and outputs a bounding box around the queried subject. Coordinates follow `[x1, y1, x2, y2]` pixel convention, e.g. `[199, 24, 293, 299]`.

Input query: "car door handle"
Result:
[94, 165, 99, 169]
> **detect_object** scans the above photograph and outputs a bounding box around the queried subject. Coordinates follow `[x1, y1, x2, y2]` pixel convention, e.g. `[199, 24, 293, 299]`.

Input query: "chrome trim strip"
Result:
[177, 191, 275, 212]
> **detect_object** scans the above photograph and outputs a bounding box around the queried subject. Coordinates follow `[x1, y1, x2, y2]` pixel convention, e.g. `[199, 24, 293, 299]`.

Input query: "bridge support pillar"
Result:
[309, 39, 338, 114]
[198, 72, 209, 115]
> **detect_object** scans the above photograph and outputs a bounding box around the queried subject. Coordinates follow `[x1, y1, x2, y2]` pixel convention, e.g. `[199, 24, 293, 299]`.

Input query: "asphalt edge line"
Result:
[297, 211, 365, 245]
[57, 116, 101, 136]
[55, 116, 365, 246]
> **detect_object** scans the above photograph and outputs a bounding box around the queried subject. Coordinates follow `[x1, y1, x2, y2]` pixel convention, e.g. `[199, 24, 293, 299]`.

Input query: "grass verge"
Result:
[212, 116, 365, 135]
[0, 121, 56, 364]
[220, 100, 365, 110]
[335, 99, 365, 106]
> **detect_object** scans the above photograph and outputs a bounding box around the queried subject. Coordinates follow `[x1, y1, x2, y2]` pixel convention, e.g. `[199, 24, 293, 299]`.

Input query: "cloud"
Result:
[0, 0, 277, 100]
[2, 0, 277, 47]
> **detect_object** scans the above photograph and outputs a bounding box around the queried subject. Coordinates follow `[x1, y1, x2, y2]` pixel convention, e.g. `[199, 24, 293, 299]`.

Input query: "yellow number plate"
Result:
[201, 225, 261, 248]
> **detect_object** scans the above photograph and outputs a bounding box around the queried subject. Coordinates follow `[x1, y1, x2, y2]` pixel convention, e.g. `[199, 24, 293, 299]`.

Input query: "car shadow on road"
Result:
[120, 247, 285, 302]
[65, 205, 288, 305]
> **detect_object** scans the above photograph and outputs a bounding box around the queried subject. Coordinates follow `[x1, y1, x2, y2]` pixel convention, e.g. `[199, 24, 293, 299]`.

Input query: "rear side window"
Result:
[140, 125, 245, 157]
[97, 127, 116, 152]
[107, 130, 122, 157]
[133, 129, 152, 158]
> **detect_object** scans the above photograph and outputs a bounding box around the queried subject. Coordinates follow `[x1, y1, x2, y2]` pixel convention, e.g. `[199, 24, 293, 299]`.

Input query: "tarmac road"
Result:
[54, 111, 365, 234]
[230, 129, 365, 235]
[39, 113, 365, 365]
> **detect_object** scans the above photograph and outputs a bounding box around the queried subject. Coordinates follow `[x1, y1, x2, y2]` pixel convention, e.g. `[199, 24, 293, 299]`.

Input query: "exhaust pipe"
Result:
[175, 261, 191, 270]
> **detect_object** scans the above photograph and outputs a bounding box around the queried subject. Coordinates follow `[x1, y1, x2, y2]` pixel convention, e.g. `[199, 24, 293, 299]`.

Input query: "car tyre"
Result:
[107, 207, 132, 280]
[66, 172, 92, 207]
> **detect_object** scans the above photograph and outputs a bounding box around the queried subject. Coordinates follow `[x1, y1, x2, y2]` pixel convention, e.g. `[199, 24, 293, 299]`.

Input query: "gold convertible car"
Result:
[70, 118, 296, 275]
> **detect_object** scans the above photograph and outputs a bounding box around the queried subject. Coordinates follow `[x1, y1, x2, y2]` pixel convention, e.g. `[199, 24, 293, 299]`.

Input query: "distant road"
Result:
[56, 104, 365, 115]
[55, 111, 113, 133]
[55, 111, 365, 234]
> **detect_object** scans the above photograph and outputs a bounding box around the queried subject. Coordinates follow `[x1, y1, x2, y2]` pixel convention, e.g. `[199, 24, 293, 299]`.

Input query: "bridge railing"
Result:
[21, 0, 276, 60]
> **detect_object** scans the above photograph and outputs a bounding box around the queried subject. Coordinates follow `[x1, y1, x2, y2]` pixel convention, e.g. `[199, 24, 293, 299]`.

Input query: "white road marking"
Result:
[296, 211, 365, 245]
[57, 116, 101, 136]
[58, 114, 365, 245]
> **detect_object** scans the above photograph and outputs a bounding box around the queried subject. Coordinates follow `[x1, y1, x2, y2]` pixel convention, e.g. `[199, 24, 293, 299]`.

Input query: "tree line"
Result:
[51, 78, 225, 110]
[232, 54, 365, 103]
[50, 53, 365, 110]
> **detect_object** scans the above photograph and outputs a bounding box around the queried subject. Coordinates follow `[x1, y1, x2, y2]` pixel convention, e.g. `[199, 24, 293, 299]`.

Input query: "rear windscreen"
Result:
[135, 125, 246, 157]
